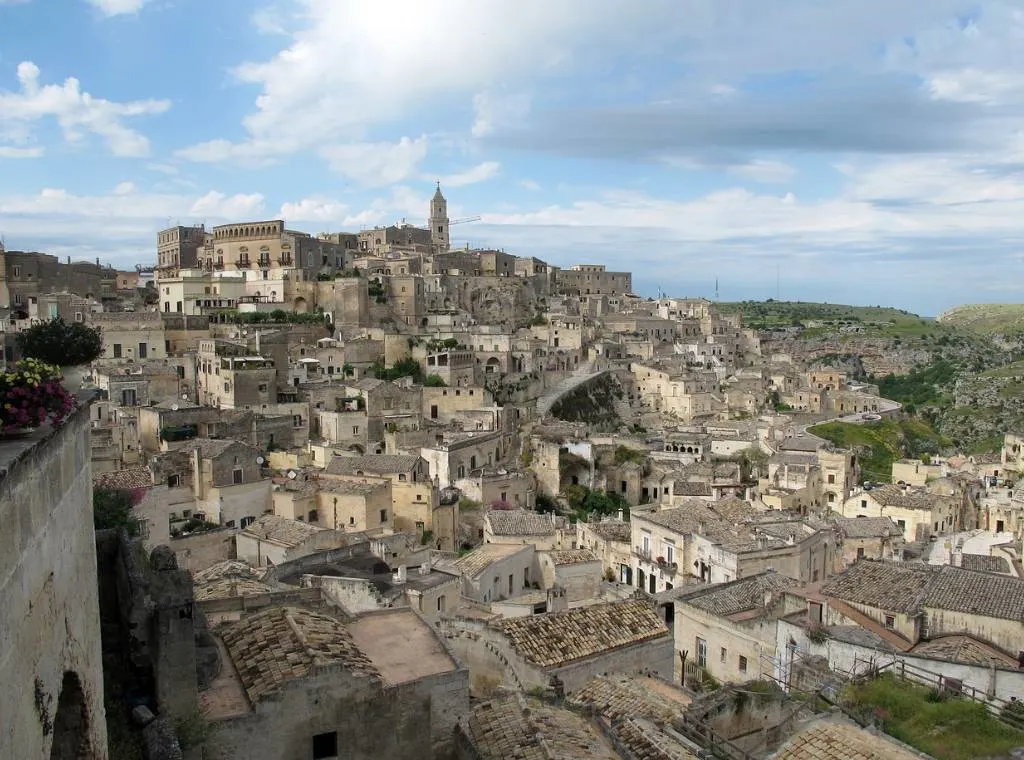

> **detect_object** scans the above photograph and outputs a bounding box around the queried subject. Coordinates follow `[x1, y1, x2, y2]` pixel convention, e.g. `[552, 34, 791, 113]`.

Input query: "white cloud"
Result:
[190, 191, 266, 219]
[320, 136, 429, 187]
[178, 0, 673, 162]
[0, 146, 43, 158]
[146, 163, 178, 175]
[0, 61, 169, 157]
[727, 159, 797, 184]
[279, 197, 348, 222]
[471, 91, 531, 138]
[520, 179, 541, 191]
[113, 181, 136, 195]
[437, 161, 500, 187]
[85, 0, 151, 17]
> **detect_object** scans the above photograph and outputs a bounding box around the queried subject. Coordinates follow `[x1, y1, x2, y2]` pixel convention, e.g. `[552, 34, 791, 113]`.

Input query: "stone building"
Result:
[156, 223, 206, 275]
[0, 403, 108, 759]
[441, 598, 673, 695]
[5, 250, 117, 317]
[449, 543, 537, 603]
[831, 515, 905, 570]
[555, 264, 632, 297]
[197, 339, 277, 409]
[200, 605, 469, 760]
[662, 571, 797, 686]
[840, 483, 961, 543]
[535, 549, 602, 601]
[576, 517, 633, 583]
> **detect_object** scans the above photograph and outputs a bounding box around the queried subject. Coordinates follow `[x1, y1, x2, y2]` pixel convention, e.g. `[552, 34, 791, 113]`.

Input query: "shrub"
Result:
[17, 317, 103, 366]
[93, 488, 142, 535]
[424, 375, 446, 387]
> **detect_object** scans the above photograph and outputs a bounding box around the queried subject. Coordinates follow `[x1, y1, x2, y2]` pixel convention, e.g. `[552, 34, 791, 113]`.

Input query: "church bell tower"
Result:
[429, 183, 450, 252]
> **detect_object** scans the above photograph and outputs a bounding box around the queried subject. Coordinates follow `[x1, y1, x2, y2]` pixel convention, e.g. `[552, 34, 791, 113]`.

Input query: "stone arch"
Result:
[294, 296, 308, 313]
[49, 671, 93, 760]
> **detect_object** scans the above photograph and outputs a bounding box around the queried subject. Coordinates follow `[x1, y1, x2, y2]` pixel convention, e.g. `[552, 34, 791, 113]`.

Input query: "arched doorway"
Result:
[293, 296, 308, 313]
[49, 671, 92, 759]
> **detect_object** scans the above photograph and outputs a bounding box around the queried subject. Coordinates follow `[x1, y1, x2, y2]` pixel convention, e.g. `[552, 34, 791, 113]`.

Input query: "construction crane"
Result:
[423, 215, 481, 226]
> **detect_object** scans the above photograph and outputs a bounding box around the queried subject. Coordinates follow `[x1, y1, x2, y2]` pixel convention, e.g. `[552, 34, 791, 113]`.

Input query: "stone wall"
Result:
[0, 403, 108, 758]
[203, 665, 468, 760]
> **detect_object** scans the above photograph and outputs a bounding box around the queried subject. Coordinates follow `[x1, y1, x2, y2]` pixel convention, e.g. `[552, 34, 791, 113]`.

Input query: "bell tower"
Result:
[429, 182, 449, 252]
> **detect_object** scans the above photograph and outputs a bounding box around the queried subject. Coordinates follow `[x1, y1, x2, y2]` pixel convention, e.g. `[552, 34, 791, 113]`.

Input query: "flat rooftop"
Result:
[347, 609, 458, 685]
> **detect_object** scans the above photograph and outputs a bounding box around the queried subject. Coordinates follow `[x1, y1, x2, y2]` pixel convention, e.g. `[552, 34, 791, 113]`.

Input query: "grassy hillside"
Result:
[807, 419, 950, 484]
[937, 304, 1024, 335]
[718, 300, 949, 339]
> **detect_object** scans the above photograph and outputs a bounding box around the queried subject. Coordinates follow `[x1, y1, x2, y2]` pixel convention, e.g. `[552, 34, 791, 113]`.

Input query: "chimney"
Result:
[395, 565, 407, 583]
[617, 509, 624, 522]
[419, 556, 432, 575]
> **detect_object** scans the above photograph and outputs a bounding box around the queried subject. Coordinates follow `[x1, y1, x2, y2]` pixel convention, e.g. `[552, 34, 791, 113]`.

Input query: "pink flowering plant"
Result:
[0, 358, 76, 433]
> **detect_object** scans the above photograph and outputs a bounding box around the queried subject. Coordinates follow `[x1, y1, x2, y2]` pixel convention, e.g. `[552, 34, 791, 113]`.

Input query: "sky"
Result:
[2, 1, 1024, 316]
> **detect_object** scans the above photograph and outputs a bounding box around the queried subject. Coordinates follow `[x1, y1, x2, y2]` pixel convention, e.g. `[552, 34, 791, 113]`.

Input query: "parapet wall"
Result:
[0, 403, 108, 758]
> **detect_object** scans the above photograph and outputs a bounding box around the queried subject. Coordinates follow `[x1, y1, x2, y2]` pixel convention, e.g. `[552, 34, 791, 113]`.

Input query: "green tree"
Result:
[93, 488, 140, 535]
[17, 317, 103, 366]
[424, 375, 447, 387]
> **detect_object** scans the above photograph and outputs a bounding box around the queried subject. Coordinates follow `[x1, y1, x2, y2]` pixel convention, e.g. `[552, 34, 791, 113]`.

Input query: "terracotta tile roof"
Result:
[673, 480, 712, 497]
[499, 599, 669, 669]
[452, 543, 530, 579]
[910, 634, 1019, 668]
[864, 484, 955, 510]
[584, 520, 632, 543]
[769, 719, 921, 760]
[833, 516, 904, 540]
[677, 571, 797, 618]
[820, 561, 935, 614]
[220, 606, 381, 704]
[485, 509, 557, 537]
[195, 577, 274, 601]
[960, 553, 1011, 574]
[324, 454, 421, 476]
[612, 718, 698, 760]
[925, 564, 1024, 621]
[547, 549, 599, 566]
[570, 674, 689, 723]
[240, 513, 325, 547]
[462, 696, 619, 760]
[93, 467, 154, 490]
[193, 560, 272, 601]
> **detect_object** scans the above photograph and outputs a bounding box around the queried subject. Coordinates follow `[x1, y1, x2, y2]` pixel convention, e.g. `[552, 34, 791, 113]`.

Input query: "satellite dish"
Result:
[256, 456, 265, 465]
[171, 403, 179, 411]
[287, 470, 298, 480]
[181, 394, 188, 400]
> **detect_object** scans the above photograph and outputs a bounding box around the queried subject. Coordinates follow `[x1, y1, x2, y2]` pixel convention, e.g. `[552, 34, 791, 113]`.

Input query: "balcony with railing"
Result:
[235, 257, 251, 268]
[258, 256, 271, 268]
[635, 544, 652, 561]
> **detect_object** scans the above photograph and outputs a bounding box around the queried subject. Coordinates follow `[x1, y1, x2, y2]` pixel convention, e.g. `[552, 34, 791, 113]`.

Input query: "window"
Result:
[856, 547, 865, 559]
[696, 637, 707, 668]
[884, 615, 895, 629]
[113, 343, 122, 359]
[293, 415, 303, 428]
[399, 473, 407, 481]
[75, 311, 83, 322]
[663, 542, 675, 564]
[897, 519, 906, 533]
[258, 383, 268, 392]
[13, 265, 20, 278]
[308, 510, 318, 523]
[508, 574, 514, 595]
[167, 474, 180, 488]
[860, 499, 868, 508]
[379, 509, 387, 524]
[232, 468, 243, 485]
[240, 516, 255, 529]
[738, 656, 748, 673]
[313, 731, 338, 759]
[827, 474, 835, 484]
[437, 596, 446, 613]
[352, 426, 360, 435]
[720, 647, 727, 663]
